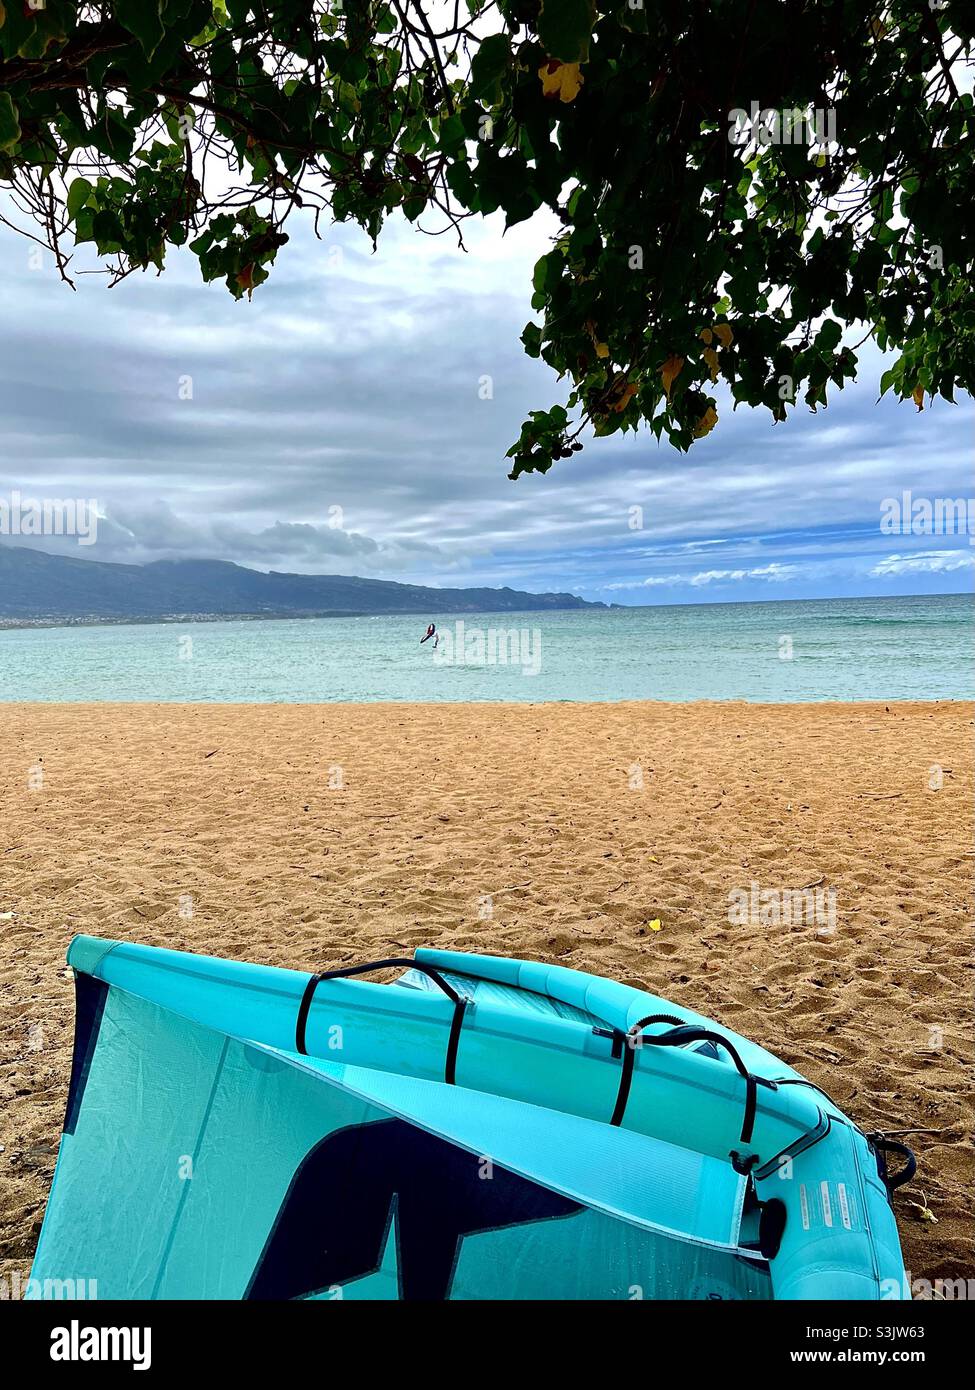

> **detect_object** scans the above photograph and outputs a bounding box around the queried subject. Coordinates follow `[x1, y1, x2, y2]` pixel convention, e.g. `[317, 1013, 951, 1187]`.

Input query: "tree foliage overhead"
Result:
[1, 1, 972, 476]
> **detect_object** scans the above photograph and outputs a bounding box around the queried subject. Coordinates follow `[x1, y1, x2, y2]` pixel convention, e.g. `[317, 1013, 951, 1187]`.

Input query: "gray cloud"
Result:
[1, 202, 972, 600]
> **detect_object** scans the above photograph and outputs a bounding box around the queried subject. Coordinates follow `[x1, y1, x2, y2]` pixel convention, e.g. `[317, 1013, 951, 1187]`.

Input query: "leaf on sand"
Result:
[539, 60, 584, 104]
[693, 405, 719, 438]
[908, 1194, 938, 1224]
[647, 918, 662, 932]
[660, 354, 684, 397]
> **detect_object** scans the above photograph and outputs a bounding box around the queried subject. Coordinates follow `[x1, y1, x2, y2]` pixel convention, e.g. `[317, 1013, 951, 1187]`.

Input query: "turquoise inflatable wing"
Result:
[27, 936, 910, 1301]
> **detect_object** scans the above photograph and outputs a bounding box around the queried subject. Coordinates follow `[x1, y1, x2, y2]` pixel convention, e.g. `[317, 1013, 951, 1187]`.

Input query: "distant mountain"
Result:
[0, 545, 607, 624]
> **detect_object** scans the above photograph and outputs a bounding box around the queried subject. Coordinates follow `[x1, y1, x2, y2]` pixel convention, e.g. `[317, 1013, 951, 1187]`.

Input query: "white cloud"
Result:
[871, 550, 975, 577]
[690, 562, 799, 586]
[606, 561, 801, 591]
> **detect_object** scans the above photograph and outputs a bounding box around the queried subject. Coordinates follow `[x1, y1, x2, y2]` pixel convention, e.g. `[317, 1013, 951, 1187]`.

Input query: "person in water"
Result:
[420, 623, 436, 645]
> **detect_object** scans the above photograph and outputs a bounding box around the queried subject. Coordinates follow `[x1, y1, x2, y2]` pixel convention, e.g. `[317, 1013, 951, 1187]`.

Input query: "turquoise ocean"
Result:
[0, 593, 970, 703]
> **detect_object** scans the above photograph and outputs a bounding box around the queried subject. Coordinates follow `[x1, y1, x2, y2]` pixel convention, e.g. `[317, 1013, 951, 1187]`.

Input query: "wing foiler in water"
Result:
[28, 936, 913, 1300]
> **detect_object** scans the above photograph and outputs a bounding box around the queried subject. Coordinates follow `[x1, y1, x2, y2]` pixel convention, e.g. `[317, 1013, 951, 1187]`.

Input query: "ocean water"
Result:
[0, 594, 971, 703]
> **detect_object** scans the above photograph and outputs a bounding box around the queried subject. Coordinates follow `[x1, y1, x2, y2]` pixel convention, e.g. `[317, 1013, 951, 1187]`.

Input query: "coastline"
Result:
[1, 699, 972, 1288]
[0, 588, 970, 631]
[0, 611, 375, 631]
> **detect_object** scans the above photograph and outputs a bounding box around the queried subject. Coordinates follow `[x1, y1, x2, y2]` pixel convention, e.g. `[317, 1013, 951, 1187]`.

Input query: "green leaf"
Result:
[0, 93, 20, 153]
[816, 319, 843, 352]
[445, 160, 476, 207]
[521, 323, 543, 358]
[538, 0, 596, 63]
[66, 176, 92, 221]
[469, 33, 510, 105]
[73, 207, 95, 244]
[91, 208, 124, 254]
[114, 0, 165, 58]
[438, 114, 466, 158]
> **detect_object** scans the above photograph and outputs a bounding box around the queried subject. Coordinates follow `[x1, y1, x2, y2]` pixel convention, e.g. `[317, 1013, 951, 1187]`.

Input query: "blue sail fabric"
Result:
[32, 976, 768, 1300]
[28, 936, 908, 1300]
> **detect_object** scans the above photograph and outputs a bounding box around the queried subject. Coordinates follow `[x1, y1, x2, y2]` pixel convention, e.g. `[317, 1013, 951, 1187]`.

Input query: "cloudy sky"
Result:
[1, 201, 972, 605]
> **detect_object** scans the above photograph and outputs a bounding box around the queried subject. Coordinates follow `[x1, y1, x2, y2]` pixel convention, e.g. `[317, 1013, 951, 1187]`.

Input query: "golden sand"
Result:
[1, 700, 972, 1291]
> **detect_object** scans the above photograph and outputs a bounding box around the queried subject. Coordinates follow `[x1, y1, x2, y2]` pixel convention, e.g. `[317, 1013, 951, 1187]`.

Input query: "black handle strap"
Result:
[608, 1014, 685, 1126]
[608, 1017, 763, 1145]
[867, 1134, 917, 1197]
[295, 957, 468, 1085]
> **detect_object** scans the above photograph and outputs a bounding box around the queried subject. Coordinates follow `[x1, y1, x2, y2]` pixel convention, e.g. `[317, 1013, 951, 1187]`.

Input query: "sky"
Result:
[1, 200, 972, 606]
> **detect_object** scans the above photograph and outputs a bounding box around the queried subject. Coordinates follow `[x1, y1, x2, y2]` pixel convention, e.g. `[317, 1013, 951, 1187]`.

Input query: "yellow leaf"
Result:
[714, 323, 734, 348]
[647, 854, 658, 863]
[907, 1190, 937, 1223]
[703, 346, 719, 381]
[693, 405, 719, 438]
[612, 382, 638, 412]
[647, 919, 662, 933]
[585, 319, 609, 359]
[699, 327, 713, 345]
[539, 60, 584, 104]
[661, 353, 684, 397]
[237, 264, 256, 300]
[912, 384, 924, 410]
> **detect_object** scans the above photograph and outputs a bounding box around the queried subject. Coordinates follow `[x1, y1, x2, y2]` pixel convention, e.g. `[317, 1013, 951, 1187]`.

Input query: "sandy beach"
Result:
[1, 699, 972, 1292]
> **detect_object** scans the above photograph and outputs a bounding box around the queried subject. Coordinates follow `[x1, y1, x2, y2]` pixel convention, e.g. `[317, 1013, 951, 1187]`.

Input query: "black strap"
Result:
[867, 1134, 917, 1196]
[294, 957, 468, 1085]
[608, 1014, 685, 1126]
[770, 1074, 843, 1109]
[608, 1018, 763, 1144]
